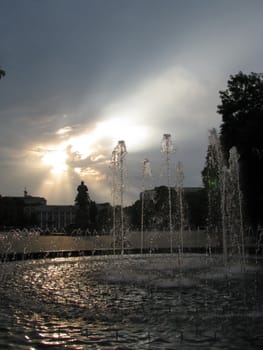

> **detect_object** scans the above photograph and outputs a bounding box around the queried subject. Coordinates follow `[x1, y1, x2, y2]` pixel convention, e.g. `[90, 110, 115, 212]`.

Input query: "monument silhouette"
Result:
[75, 181, 91, 229]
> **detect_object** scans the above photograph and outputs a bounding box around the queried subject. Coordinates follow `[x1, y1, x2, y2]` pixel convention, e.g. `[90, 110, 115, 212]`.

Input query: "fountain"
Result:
[227, 146, 245, 268]
[206, 129, 246, 268]
[0, 133, 263, 349]
[110, 146, 119, 254]
[176, 161, 184, 259]
[161, 133, 175, 253]
[0, 252, 262, 349]
[141, 158, 152, 254]
[110, 140, 127, 255]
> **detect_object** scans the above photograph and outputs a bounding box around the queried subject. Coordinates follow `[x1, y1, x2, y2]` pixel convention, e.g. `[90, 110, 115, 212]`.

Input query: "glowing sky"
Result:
[1, 0, 263, 205]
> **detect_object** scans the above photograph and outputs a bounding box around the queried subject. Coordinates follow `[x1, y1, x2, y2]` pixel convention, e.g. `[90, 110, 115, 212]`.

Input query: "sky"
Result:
[0, 0, 263, 206]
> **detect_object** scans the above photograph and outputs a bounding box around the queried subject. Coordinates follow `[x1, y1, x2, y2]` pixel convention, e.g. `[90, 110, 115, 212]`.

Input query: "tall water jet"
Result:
[176, 161, 184, 256]
[110, 148, 119, 254]
[161, 133, 175, 253]
[227, 146, 245, 268]
[112, 140, 127, 254]
[141, 158, 152, 254]
[205, 129, 226, 263]
[220, 148, 245, 268]
[205, 129, 246, 268]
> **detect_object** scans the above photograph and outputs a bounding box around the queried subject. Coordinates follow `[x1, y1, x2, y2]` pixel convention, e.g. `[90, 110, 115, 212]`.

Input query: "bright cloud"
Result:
[102, 66, 210, 146]
[27, 65, 212, 204]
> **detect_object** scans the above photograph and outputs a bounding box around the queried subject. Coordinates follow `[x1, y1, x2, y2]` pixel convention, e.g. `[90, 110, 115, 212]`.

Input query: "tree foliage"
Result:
[75, 181, 90, 210]
[0, 67, 5, 79]
[75, 181, 91, 229]
[218, 71, 263, 230]
[126, 186, 206, 231]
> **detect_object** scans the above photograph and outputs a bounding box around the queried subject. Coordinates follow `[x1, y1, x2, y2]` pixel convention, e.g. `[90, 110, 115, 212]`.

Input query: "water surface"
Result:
[0, 254, 263, 349]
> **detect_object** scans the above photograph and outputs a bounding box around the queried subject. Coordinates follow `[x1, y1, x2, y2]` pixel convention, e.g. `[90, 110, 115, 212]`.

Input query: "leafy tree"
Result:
[0, 67, 5, 79]
[75, 181, 91, 230]
[184, 189, 207, 229]
[218, 72, 263, 232]
[0, 197, 25, 228]
[75, 181, 90, 209]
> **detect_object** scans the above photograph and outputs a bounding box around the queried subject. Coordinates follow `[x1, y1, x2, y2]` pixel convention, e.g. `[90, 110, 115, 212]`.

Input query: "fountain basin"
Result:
[0, 254, 263, 349]
[0, 230, 221, 261]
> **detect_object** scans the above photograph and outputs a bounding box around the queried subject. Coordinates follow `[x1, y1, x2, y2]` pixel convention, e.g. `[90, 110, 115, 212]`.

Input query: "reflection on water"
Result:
[0, 255, 263, 349]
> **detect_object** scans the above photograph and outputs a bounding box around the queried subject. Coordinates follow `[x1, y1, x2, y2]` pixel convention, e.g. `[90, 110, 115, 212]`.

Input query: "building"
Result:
[35, 205, 76, 231]
[0, 190, 47, 229]
[23, 191, 76, 230]
[0, 190, 76, 231]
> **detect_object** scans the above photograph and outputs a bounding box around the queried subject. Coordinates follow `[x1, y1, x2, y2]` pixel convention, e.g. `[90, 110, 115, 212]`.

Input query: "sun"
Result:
[41, 147, 68, 174]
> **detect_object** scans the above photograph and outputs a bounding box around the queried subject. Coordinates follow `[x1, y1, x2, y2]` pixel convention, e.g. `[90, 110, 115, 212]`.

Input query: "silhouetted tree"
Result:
[0, 197, 25, 228]
[218, 72, 263, 232]
[126, 186, 206, 231]
[184, 189, 207, 229]
[75, 181, 91, 230]
[0, 67, 5, 79]
[89, 200, 98, 231]
[125, 200, 141, 230]
[95, 203, 112, 233]
[75, 181, 90, 209]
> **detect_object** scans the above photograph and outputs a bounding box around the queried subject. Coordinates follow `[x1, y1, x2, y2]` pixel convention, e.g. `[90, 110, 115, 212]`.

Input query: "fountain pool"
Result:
[1, 254, 263, 349]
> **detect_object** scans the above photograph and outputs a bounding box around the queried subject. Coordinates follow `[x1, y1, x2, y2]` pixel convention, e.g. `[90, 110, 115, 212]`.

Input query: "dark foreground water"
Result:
[0, 254, 263, 349]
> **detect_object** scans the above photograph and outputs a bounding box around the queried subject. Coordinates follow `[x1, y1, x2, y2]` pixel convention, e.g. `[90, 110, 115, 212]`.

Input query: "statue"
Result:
[75, 181, 91, 229]
[75, 181, 90, 210]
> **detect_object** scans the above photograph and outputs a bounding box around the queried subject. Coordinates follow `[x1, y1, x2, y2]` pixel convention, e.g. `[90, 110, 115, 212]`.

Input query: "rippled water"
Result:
[0, 254, 263, 349]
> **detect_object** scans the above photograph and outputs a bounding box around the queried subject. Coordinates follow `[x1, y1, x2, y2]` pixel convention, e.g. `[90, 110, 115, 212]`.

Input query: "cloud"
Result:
[101, 65, 217, 147]
[3, 63, 221, 205]
[1, 0, 263, 205]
